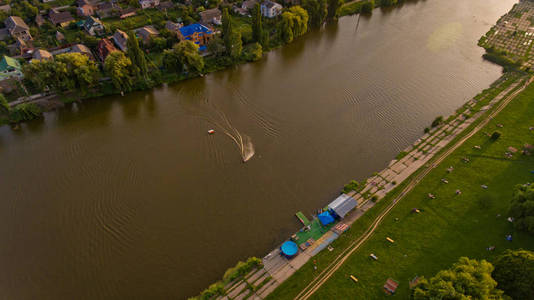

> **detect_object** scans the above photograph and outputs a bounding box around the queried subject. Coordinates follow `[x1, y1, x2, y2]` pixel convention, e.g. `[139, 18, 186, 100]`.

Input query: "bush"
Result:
[361, 0, 374, 13]
[490, 131, 501, 140]
[371, 195, 378, 202]
[431, 116, 443, 128]
[343, 180, 359, 193]
[222, 257, 262, 283]
[424, 127, 430, 133]
[9, 103, 42, 123]
[242, 43, 263, 62]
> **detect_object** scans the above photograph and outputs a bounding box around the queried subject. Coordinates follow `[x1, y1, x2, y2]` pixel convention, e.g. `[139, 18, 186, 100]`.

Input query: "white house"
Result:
[260, 1, 282, 18]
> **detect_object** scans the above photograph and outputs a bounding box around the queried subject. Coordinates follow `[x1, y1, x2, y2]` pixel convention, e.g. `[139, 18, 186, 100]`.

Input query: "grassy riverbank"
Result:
[267, 79, 534, 299]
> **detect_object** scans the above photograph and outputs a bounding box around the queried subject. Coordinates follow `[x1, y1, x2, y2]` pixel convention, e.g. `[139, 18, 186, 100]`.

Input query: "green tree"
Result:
[509, 183, 534, 234]
[361, 0, 375, 14]
[9, 103, 42, 123]
[222, 7, 231, 48]
[162, 41, 204, 74]
[55, 53, 100, 95]
[326, 0, 342, 22]
[280, 6, 309, 44]
[302, 0, 327, 28]
[127, 31, 148, 80]
[221, 8, 243, 58]
[242, 43, 262, 61]
[104, 51, 135, 93]
[493, 249, 534, 300]
[412, 257, 503, 299]
[252, 3, 265, 45]
[382, 0, 398, 7]
[0, 93, 9, 120]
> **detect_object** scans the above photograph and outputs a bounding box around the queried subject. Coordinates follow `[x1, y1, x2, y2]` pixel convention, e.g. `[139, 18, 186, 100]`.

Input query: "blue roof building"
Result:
[178, 23, 214, 51]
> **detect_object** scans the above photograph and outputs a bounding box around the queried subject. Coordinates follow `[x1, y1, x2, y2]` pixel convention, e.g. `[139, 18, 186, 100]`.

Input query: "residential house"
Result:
[139, 0, 159, 9]
[83, 16, 104, 36]
[178, 23, 213, 51]
[71, 43, 94, 59]
[35, 14, 46, 27]
[96, 1, 117, 18]
[135, 25, 159, 44]
[5, 16, 32, 41]
[0, 56, 23, 80]
[96, 38, 117, 61]
[233, 6, 248, 16]
[77, 3, 95, 16]
[199, 8, 221, 26]
[49, 9, 75, 27]
[242, 0, 258, 11]
[112, 29, 128, 51]
[260, 1, 282, 18]
[118, 7, 137, 19]
[32, 49, 53, 61]
[158, 1, 174, 10]
[165, 20, 182, 35]
[0, 4, 10, 13]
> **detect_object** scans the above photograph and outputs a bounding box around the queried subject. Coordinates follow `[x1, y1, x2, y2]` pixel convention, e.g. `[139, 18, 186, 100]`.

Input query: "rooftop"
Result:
[179, 23, 213, 37]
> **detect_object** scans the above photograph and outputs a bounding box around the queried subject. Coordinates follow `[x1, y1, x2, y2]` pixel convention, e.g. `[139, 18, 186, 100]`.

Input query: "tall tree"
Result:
[222, 7, 231, 47]
[412, 257, 503, 299]
[361, 0, 375, 14]
[104, 51, 135, 93]
[279, 6, 309, 44]
[509, 183, 534, 234]
[126, 31, 148, 80]
[493, 249, 534, 300]
[55, 53, 100, 95]
[222, 7, 242, 58]
[252, 3, 264, 45]
[326, 0, 341, 22]
[302, 0, 327, 28]
[162, 41, 204, 74]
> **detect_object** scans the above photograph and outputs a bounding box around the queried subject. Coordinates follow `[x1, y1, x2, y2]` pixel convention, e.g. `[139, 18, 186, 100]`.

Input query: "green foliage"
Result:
[280, 6, 309, 44]
[381, 0, 398, 7]
[396, 151, 408, 160]
[302, 0, 327, 28]
[104, 51, 135, 92]
[127, 31, 149, 80]
[163, 41, 204, 74]
[242, 43, 263, 62]
[9, 103, 42, 123]
[326, 0, 342, 21]
[490, 130, 501, 140]
[412, 257, 503, 299]
[252, 3, 265, 45]
[431, 116, 443, 128]
[0, 93, 9, 118]
[343, 180, 359, 193]
[23, 53, 100, 95]
[509, 183, 534, 234]
[483, 48, 522, 72]
[199, 282, 225, 299]
[361, 0, 375, 14]
[493, 249, 534, 300]
[222, 257, 263, 283]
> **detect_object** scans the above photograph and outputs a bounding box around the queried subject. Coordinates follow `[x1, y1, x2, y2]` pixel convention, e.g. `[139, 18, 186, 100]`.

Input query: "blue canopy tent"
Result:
[318, 211, 335, 226]
[280, 241, 298, 258]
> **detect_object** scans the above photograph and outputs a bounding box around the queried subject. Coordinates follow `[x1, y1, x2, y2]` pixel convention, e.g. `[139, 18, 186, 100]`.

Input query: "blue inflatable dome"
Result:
[281, 241, 298, 258]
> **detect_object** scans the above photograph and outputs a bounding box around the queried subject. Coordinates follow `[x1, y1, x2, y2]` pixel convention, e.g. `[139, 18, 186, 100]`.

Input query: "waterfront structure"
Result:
[327, 194, 358, 218]
[261, 1, 282, 18]
[178, 23, 213, 51]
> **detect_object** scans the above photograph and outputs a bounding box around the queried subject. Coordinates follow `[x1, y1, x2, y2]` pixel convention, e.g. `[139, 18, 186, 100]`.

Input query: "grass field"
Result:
[267, 80, 534, 299]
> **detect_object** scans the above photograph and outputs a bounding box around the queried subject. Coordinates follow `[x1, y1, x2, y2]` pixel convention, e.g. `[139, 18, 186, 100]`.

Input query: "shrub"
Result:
[371, 195, 378, 202]
[9, 103, 42, 123]
[431, 116, 443, 128]
[490, 131, 501, 140]
[343, 180, 359, 193]
[361, 0, 374, 13]
[424, 127, 430, 133]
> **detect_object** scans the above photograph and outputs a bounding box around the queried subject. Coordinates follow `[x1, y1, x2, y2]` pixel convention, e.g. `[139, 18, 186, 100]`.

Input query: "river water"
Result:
[0, 0, 515, 298]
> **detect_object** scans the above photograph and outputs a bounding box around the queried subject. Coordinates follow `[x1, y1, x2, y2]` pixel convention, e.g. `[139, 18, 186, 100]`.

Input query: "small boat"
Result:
[208, 129, 215, 134]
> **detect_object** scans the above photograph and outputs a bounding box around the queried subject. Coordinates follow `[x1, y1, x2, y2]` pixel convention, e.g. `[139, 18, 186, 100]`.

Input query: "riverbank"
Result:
[188, 71, 532, 299]
[289, 75, 534, 299]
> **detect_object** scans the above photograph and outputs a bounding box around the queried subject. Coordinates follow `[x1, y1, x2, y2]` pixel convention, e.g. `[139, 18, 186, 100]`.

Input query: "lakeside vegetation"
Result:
[266, 76, 534, 299]
[0, 0, 416, 127]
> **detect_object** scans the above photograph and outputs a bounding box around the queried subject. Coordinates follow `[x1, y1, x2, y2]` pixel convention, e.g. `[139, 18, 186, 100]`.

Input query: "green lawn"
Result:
[267, 79, 534, 299]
